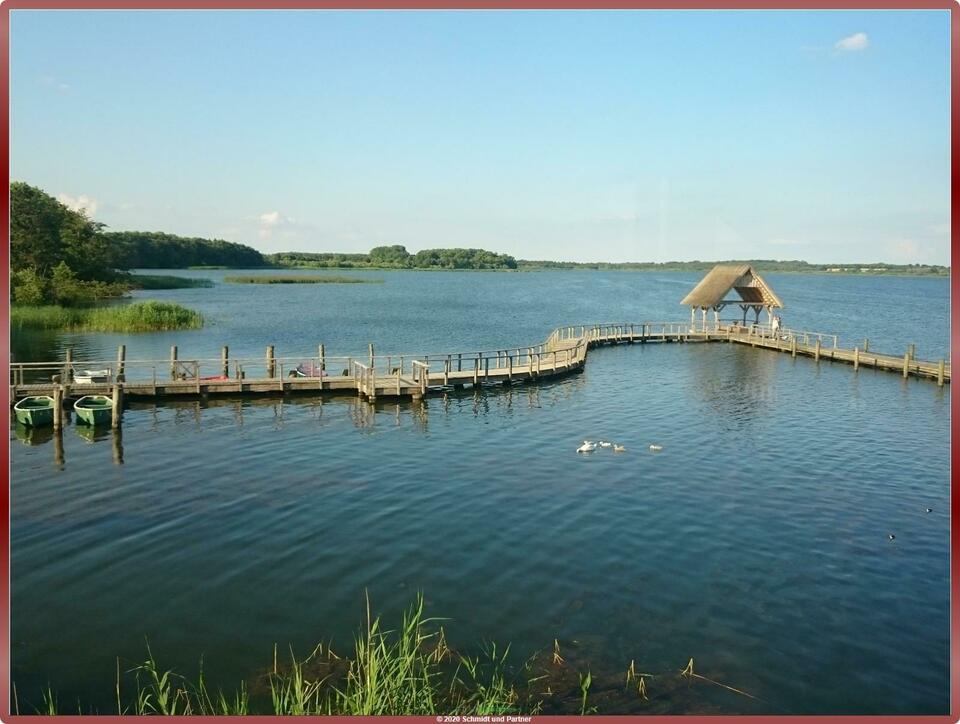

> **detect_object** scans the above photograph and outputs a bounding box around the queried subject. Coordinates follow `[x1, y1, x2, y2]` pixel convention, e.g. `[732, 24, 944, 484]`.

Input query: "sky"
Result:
[10, 9, 951, 264]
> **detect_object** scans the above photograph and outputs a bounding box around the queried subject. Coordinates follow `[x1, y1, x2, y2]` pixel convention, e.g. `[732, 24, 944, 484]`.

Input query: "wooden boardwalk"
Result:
[9, 321, 950, 407]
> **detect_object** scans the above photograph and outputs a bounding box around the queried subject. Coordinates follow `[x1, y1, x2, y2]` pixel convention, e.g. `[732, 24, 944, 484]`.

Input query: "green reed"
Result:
[11, 301, 204, 332]
[223, 275, 381, 284]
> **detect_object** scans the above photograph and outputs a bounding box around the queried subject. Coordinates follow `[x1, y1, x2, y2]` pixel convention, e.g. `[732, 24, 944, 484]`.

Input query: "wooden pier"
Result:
[9, 321, 950, 412]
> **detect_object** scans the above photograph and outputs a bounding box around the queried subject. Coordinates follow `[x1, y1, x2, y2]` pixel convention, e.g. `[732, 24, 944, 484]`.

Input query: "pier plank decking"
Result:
[10, 321, 950, 408]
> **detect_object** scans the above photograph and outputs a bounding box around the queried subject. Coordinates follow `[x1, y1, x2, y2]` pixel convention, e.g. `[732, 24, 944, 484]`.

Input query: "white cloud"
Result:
[835, 32, 869, 52]
[256, 210, 295, 239]
[57, 192, 98, 216]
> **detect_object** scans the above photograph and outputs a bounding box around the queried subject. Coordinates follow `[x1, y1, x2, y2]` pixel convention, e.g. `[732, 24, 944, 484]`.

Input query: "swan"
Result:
[577, 442, 597, 453]
[613, 444, 626, 452]
[649, 444, 663, 452]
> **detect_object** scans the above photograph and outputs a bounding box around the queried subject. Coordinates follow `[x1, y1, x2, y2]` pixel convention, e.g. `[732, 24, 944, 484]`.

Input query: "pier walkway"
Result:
[9, 320, 950, 406]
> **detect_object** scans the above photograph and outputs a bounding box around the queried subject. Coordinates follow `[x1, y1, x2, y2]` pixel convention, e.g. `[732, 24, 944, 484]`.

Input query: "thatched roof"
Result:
[681, 264, 784, 309]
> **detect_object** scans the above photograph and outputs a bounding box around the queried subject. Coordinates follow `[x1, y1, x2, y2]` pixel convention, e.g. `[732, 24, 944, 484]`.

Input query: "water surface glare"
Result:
[10, 272, 950, 714]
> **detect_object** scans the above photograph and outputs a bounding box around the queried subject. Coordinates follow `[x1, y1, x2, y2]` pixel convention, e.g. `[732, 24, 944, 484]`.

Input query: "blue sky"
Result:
[10, 10, 951, 263]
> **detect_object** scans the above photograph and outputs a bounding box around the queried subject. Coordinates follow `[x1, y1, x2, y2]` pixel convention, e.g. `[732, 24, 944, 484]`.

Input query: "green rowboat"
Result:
[74, 395, 113, 426]
[14, 396, 56, 427]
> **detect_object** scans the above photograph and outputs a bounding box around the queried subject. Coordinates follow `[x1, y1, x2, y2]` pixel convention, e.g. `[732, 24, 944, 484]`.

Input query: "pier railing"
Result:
[9, 320, 948, 396]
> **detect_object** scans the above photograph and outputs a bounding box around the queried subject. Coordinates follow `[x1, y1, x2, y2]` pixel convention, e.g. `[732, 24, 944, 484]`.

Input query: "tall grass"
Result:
[11, 301, 204, 332]
[22, 595, 766, 715]
[224, 275, 381, 284]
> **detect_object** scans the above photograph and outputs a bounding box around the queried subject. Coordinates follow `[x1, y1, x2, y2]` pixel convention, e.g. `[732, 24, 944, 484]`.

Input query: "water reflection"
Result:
[14, 423, 55, 447]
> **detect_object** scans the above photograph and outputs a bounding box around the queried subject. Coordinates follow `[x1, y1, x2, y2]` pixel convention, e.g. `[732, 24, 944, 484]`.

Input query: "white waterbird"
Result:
[649, 444, 663, 452]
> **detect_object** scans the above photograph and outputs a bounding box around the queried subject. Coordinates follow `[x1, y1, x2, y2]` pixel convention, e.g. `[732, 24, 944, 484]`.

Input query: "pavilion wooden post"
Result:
[266, 345, 276, 378]
[221, 346, 229, 377]
[170, 345, 178, 380]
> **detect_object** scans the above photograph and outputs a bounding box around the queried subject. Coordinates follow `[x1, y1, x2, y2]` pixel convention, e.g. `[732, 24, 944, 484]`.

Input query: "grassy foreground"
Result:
[11, 301, 204, 332]
[19, 595, 761, 716]
[224, 275, 381, 284]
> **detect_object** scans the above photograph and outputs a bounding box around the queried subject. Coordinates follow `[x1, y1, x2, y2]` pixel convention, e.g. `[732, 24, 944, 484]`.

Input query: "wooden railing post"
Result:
[319, 344, 326, 373]
[116, 344, 126, 383]
[791, 337, 797, 358]
[814, 338, 821, 362]
[863, 338, 870, 353]
[170, 345, 178, 380]
[111, 383, 123, 428]
[221, 345, 229, 377]
[266, 345, 276, 378]
[938, 359, 945, 386]
[52, 383, 63, 430]
[903, 349, 910, 378]
[64, 347, 73, 384]
[853, 346, 859, 371]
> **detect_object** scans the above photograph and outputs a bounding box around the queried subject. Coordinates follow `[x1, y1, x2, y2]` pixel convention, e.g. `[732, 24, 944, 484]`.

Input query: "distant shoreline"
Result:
[149, 264, 948, 277]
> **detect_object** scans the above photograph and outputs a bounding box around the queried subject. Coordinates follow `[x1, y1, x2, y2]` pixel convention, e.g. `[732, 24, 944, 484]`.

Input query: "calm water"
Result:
[11, 271, 951, 714]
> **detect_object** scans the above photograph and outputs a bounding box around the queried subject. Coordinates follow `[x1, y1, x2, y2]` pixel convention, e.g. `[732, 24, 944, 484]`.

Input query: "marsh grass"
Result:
[11, 301, 204, 332]
[224, 275, 381, 284]
[127, 275, 214, 290]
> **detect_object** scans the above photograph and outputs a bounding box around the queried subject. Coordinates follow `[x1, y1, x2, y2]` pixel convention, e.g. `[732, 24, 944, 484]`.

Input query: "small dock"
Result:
[9, 320, 950, 413]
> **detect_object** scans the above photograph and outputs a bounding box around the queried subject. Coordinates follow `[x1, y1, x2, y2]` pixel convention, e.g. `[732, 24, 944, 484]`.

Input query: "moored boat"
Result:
[74, 369, 110, 384]
[74, 395, 113, 426]
[14, 396, 56, 427]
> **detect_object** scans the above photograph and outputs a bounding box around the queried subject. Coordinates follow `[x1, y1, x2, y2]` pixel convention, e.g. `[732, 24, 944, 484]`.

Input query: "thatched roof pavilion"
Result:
[681, 264, 783, 330]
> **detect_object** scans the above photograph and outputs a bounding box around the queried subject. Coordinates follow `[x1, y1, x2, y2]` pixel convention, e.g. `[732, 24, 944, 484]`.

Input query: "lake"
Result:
[10, 270, 951, 714]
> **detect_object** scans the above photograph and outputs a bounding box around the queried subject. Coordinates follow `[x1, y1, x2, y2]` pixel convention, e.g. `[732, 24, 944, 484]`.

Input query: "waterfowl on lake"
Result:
[613, 444, 626, 452]
[649, 444, 663, 452]
[74, 395, 113, 426]
[14, 396, 56, 427]
[577, 442, 597, 453]
[888, 534, 896, 541]
[599, 441, 612, 448]
[926, 508, 933, 513]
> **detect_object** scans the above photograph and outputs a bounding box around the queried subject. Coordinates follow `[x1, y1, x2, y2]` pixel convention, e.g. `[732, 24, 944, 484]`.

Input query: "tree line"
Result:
[10, 182, 267, 305]
[270, 245, 518, 270]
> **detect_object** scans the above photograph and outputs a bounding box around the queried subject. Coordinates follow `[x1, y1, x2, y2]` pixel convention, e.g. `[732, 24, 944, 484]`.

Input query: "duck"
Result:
[599, 441, 612, 448]
[613, 444, 626, 453]
[577, 442, 597, 453]
[926, 507, 933, 513]
[649, 444, 663, 452]
[888, 534, 896, 541]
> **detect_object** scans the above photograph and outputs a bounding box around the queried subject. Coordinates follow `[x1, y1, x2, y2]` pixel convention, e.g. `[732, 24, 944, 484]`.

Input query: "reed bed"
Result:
[223, 275, 381, 284]
[11, 301, 204, 332]
[127, 275, 214, 290]
[19, 595, 763, 716]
